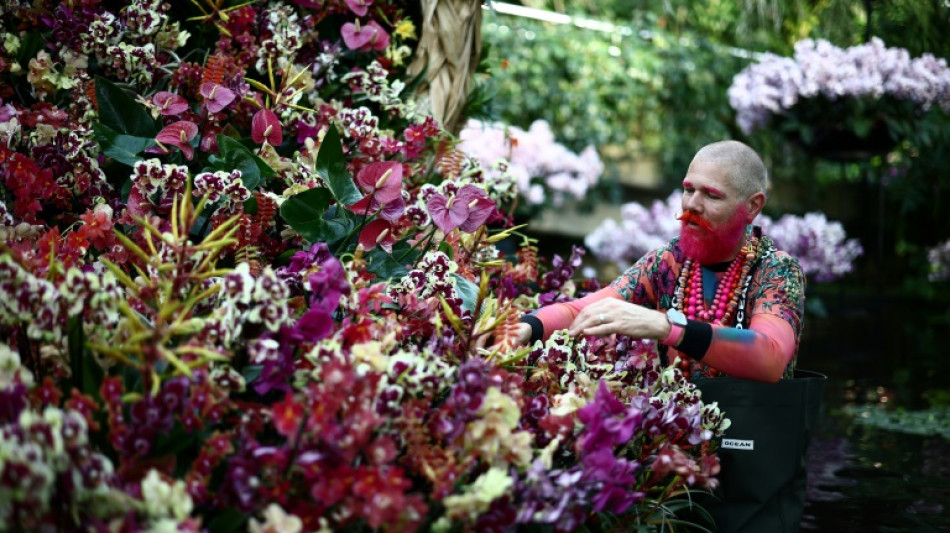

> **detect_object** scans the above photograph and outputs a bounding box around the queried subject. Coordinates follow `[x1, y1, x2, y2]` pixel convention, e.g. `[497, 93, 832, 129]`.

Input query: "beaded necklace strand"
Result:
[673, 233, 759, 326]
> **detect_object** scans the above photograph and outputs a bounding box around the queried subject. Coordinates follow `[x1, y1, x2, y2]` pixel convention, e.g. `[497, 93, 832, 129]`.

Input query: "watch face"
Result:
[667, 309, 687, 326]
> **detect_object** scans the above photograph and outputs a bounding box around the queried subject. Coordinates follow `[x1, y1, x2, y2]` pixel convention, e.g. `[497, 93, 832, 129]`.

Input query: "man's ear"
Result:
[746, 192, 766, 222]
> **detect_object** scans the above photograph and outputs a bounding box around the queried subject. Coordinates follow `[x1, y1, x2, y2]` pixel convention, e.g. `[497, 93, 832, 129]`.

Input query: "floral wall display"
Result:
[727, 37, 950, 159]
[458, 118, 605, 210]
[585, 191, 863, 283]
[0, 1, 727, 531]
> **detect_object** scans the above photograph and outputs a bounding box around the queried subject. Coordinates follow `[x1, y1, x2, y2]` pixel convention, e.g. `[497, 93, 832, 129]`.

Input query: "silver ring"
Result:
[598, 313, 605, 324]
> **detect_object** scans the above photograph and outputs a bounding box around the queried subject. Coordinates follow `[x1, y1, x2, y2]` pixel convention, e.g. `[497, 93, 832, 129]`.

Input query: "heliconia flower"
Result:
[426, 184, 495, 234]
[344, 0, 371, 17]
[341, 20, 390, 51]
[152, 91, 189, 115]
[251, 108, 283, 146]
[154, 120, 198, 160]
[200, 82, 236, 113]
[358, 219, 396, 252]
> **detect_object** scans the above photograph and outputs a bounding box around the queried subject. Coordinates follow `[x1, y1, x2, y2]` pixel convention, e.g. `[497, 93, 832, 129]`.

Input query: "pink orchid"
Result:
[200, 82, 236, 113]
[251, 108, 283, 146]
[341, 20, 390, 51]
[154, 120, 199, 160]
[358, 219, 396, 252]
[426, 185, 495, 234]
[152, 92, 189, 115]
[344, 0, 371, 16]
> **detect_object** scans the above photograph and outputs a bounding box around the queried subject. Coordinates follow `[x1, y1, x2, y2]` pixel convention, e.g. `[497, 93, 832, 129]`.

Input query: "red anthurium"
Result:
[341, 20, 390, 51]
[344, 0, 370, 16]
[251, 108, 283, 146]
[355, 161, 403, 204]
[426, 184, 495, 234]
[200, 82, 236, 113]
[155, 120, 198, 160]
[358, 219, 396, 252]
[152, 91, 189, 115]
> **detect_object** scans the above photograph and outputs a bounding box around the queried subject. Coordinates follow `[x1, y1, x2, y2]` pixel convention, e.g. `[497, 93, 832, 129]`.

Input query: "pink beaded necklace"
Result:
[674, 234, 759, 326]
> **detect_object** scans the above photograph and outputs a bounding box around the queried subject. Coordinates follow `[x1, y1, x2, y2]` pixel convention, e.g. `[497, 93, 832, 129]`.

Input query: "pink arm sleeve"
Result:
[692, 313, 796, 382]
[531, 286, 625, 340]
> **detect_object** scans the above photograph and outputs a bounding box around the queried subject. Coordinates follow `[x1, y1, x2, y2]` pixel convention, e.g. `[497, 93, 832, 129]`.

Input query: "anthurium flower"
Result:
[358, 219, 396, 252]
[152, 91, 189, 115]
[355, 161, 403, 204]
[426, 184, 496, 234]
[251, 108, 283, 146]
[344, 0, 370, 16]
[199, 82, 236, 113]
[154, 120, 198, 160]
[341, 20, 390, 51]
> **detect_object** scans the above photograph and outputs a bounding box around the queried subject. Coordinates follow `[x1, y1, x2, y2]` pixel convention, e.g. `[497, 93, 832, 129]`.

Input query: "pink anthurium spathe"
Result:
[200, 82, 236, 113]
[154, 120, 198, 160]
[426, 185, 495, 234]
[344, 0, 371, 16]
[152, 91, 189, 115]
[251, 108, 283, 146]
[341, 20, 390, 51]
[355, 161, 403, 204]
[358, 219, 396, 252]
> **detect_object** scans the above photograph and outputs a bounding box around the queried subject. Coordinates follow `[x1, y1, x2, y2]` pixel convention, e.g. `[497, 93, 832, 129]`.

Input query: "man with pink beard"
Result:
[513, 140, 805, 382]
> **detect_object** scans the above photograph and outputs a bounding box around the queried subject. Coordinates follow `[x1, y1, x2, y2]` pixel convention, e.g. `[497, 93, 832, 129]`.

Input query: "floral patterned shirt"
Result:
[610, 229, 806, 379]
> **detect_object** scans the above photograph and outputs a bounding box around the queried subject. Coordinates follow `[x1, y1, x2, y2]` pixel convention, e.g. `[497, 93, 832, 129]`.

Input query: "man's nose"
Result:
[683, 194, 702, 213]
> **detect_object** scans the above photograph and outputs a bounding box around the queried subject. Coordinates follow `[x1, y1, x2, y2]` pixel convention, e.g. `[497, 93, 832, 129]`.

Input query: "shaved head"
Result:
[692, 140, 768, 199]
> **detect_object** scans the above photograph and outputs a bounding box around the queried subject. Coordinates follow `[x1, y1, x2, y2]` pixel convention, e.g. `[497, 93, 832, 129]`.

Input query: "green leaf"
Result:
[280, 187, 334, 242]
[207, 135, 275, 191]
[16, 32, 44, 69]
[241, 365, 263, 385]
[316, 127, 362, 205]
[452, 274, 480, 313]
[93, 123, 156, 167]
[206, 509, 248, 533]
[94, 76, 157, 137]
[364, 247, 409, 280]
[852, 117, 873, 138]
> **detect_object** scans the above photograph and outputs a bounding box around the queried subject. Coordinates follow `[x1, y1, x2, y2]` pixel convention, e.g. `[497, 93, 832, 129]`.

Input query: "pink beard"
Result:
[679, 206, 749, 265]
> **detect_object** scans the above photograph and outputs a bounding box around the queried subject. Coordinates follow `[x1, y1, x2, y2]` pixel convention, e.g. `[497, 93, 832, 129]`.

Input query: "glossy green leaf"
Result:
[280, 187, 334, 242]
[207, 135, 274, 191]
[364, 247, 409, 280]
[316, 126, 362, 205]
[94, 76, 157, 137]
[93, 123, 155, 167]
[452, 273, 480, 313]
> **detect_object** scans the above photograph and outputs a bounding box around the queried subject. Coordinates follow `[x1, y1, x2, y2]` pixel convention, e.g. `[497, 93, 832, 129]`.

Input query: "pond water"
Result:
[798, 284, 950, 532]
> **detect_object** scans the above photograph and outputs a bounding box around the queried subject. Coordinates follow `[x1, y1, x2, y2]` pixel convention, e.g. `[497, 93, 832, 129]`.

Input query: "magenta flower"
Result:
[251, 108, 283, 146]
[152, 91, 189, 115]
[154, 120, 199, 160]
[341, 20, 390, 51]
[200, 82, 236, 113]
[344, 0, 371, 16]
[426, 184, 495, 234]
[358, 219, 396, 252]
[356, 161, 403, 204]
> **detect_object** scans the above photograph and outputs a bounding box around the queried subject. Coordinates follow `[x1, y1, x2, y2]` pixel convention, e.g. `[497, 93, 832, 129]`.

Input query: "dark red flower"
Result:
[154, 120, 199, 160]
[251, 108, 283, 146]
[358, 219, 396, 252]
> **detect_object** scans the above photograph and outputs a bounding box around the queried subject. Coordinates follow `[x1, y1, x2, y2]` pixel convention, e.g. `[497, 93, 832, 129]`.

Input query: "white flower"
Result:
[248, 503, 304, 533]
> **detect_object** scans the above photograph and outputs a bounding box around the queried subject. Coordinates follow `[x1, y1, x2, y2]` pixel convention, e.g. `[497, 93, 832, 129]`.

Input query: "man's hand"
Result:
[567, 299, 670, 340]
